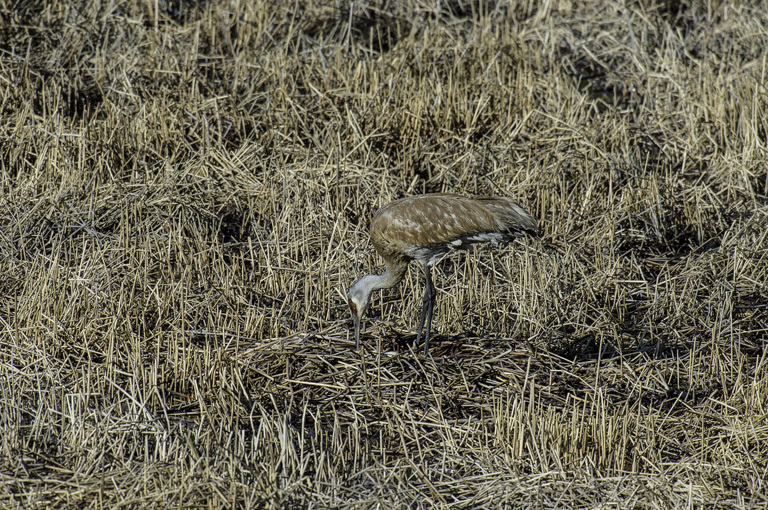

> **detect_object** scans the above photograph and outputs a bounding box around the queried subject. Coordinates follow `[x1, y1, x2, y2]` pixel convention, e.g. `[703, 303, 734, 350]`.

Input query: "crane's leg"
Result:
[416, 265, 436, 355]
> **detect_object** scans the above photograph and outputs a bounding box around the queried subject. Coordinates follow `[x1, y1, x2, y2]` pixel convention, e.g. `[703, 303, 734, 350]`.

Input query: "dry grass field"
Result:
[1, 0, 767, 507]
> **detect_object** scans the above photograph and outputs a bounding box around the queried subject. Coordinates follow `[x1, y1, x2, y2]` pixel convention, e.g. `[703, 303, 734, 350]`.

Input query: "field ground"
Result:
[1, 0, 767, 508]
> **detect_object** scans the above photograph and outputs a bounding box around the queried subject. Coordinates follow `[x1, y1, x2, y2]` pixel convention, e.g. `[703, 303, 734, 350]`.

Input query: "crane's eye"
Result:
[348, 299, 357, 314]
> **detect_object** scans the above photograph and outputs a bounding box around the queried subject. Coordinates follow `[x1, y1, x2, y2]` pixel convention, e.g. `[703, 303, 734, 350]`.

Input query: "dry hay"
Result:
[1, 0, 767, 508]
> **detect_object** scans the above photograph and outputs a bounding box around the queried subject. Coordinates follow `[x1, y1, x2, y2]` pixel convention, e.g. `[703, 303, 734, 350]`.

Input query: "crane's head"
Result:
[347, 275, 377, 349]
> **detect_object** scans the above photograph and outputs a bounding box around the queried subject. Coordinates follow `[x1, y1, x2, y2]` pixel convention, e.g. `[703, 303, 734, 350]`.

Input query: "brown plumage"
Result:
[348, 193, 538, 354]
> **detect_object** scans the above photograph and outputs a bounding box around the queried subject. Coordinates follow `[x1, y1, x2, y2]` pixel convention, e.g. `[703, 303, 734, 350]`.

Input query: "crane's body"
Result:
[348, 193, 538, 354]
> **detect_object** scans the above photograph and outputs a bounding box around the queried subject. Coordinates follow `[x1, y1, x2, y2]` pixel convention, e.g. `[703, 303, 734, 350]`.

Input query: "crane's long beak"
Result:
[353, 313, 361, 350]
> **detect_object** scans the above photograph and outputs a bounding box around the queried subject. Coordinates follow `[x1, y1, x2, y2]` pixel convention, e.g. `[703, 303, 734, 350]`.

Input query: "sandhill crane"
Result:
[348, 193, 538, 354]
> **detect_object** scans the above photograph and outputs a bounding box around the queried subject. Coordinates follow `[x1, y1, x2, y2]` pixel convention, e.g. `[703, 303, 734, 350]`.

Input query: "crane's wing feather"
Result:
[370, 194, 537, 262]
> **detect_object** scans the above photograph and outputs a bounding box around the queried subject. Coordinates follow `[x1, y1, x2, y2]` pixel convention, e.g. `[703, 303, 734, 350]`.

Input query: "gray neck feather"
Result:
[352, 261, 408, 301]
[360, 268, 401, 293]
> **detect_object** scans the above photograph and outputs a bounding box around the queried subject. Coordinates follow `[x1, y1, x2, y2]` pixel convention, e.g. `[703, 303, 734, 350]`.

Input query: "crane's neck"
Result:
[350, 259, 408, 307]
[364, 260, 408, 293]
